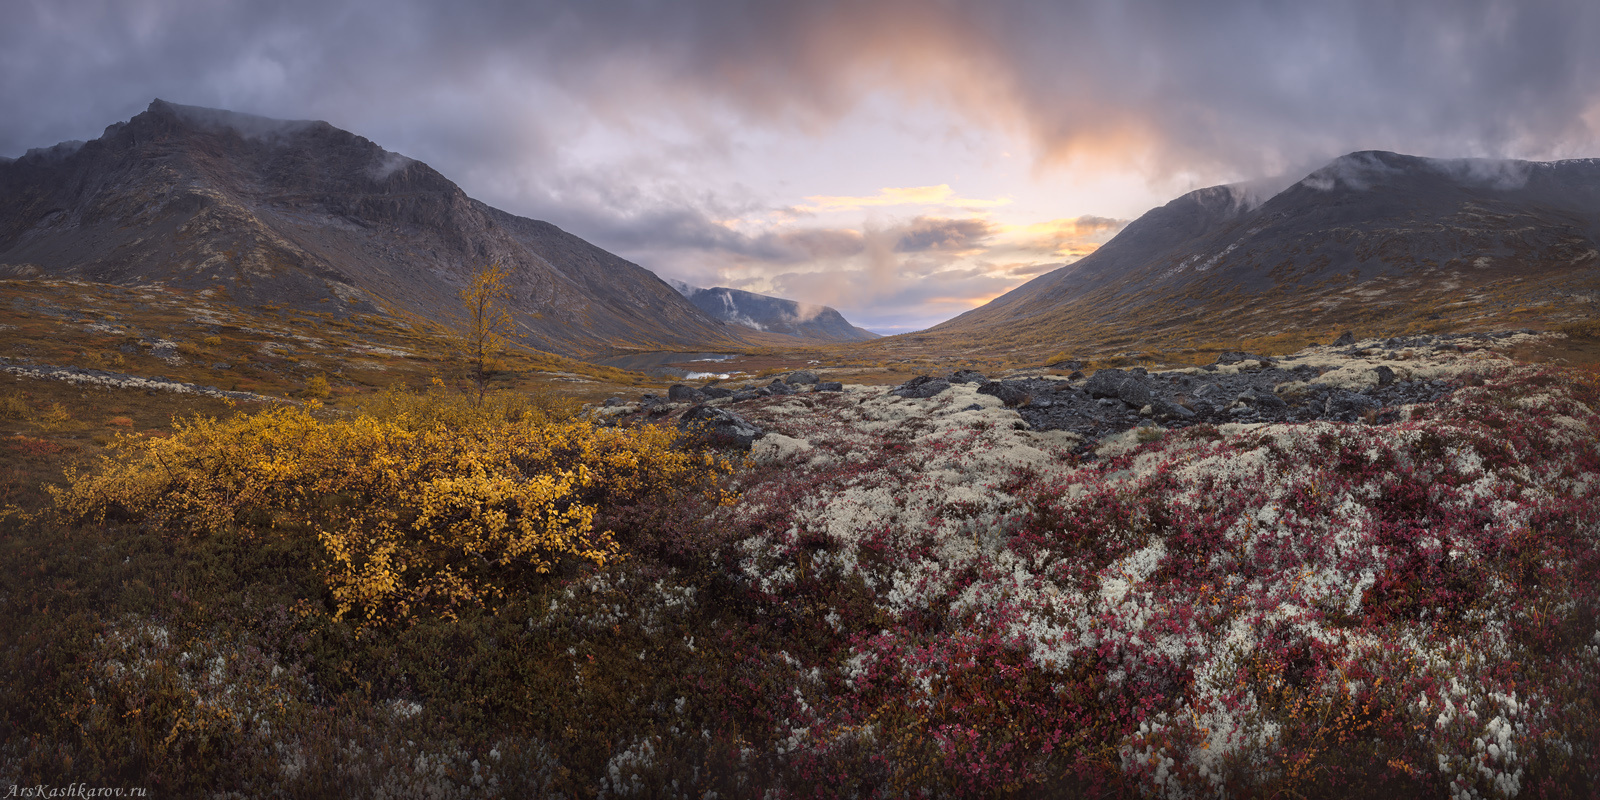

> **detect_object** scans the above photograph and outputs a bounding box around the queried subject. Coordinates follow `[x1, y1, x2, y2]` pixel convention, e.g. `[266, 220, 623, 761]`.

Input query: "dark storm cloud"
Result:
[895, 217, 995, 253]
[532, 198, 865, 265]
[7, 1, 1599, 168]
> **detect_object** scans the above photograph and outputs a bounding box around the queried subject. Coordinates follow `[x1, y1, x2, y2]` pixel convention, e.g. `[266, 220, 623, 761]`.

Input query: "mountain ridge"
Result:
[0, 100, 770, 359]
[920, 149, 1600, 358]
[667, 280, 879, 342]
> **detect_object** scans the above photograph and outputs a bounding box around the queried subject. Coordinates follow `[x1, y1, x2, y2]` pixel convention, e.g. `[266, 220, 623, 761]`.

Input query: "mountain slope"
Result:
[0, 100, 748, 358]
[667, 280, 879, 342]
[922, 151, 1600, 359]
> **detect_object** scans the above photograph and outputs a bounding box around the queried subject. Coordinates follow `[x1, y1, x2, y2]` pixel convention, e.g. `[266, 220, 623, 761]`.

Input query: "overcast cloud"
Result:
[5, 0, 1600, 331]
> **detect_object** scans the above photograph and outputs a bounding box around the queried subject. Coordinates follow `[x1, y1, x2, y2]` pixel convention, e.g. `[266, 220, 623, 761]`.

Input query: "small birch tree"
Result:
[460, 262, 515, 405]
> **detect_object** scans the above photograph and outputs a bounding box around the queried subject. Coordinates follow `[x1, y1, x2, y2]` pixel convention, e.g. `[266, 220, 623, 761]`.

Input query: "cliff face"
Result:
[0, 100, 745, 358]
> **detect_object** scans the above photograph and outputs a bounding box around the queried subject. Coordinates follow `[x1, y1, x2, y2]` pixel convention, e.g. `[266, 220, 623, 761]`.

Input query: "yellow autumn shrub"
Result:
[55, 392, 735, 624]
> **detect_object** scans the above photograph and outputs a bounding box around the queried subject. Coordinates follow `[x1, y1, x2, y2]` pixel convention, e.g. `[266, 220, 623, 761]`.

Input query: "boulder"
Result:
[1332, 331, 1356, 346]
[667, 384, 708, 403]
[891, 376, 951, 399]
[1084, 368, 1157, 410]
[701, 386, 735, 399]
[977, 380, 1030, 407]
[1235, 388, 1287, 410]
[731, 389, 762, 402]
[678, 405, 764, 449]
[785, 370, 820, 385]
[1161, 403, 1196, 420]
[1216, 351, 1274, 366]
[815, 382, 844, 392]
[1049, 359, 1085, 371]
[1325, 392, 1382, 421]
[766, 379, 797, 396]
[949, 369, 988, 384]
[1373, 365, 1396, 387]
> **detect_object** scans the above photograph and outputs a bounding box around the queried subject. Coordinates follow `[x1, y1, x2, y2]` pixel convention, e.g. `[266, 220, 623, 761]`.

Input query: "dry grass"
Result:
[0, 278, 677, 407]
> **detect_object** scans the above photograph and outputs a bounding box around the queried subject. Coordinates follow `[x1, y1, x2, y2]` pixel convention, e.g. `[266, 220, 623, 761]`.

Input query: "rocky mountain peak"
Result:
[923, 149, 1600, 357]
[668, 280, 879, 342]
[0, 102, 758, 358]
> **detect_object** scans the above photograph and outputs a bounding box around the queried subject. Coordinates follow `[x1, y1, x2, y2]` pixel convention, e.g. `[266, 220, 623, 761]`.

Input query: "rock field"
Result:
[599, 331, 1545, 452]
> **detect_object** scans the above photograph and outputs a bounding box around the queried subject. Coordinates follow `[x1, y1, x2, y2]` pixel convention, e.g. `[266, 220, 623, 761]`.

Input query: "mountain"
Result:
[667, 280, 879, 342]
[923, 150, 1600, 358]
[0, 100, 752, 359]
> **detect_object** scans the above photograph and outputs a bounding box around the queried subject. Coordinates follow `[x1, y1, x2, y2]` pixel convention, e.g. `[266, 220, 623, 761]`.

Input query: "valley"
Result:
[1, 104, 1597, 798]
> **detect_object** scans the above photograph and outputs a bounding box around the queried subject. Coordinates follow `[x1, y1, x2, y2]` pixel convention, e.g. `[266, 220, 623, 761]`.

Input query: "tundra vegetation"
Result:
[1, 287, 1598, 796]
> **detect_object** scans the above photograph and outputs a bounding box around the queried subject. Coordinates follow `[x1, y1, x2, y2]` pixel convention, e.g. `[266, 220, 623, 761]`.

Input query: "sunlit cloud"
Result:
[996, 215, 1127, 259]
[798, 184, 1012, 213]
[894, 216, 995, 253]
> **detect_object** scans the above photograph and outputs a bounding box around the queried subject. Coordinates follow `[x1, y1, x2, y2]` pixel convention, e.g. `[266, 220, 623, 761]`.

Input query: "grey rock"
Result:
[1325, 392, 1382, 421]
[1084, 368, 1157, 409]
[678, 405, 764, 449]
[1217, 351, 1275, 366]
[949, 369, 988, 384]
[891, 376, 952, 399]
[815, 382, 844, 392]
[668, 384, 708, 403]
[1160, 403, 1196, 420]
[1332, 332, 1356, 346]
[766, 380, 797, 396]
[1236, 388, 1287, 410]
[1373, 365, 1396, 386]
[977, 380, 1030, 407]
[701, 386, 735, 399]
[785, 370, 820, 385]
[731, 389, 762, 402]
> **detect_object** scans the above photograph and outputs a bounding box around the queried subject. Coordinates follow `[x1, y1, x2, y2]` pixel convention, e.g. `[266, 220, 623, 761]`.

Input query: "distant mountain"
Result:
[925, 150, 1600, 357]
[0, 100, 751, 358]
[667, 280, 879, 342]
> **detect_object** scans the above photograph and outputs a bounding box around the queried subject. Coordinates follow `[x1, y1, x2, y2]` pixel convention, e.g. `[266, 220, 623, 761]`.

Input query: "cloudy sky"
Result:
[6, 1, 1600, 332]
